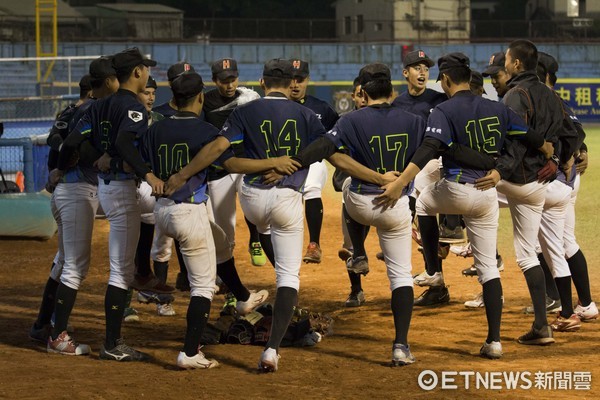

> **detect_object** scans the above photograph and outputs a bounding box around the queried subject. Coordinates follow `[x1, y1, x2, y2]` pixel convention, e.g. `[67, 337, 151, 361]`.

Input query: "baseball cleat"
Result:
[345, 289, 365, 307]
[47, 331, 90, 356]
[249, 242, 267, 267]
[413, 271, 444, 287]
[523, 296, 562, 315]
[461, 256, 504, 277]
[392, 343, 415, 366]
[414, 286, 450, 307]
[137, 290, 175, 305]
[550, 313, 581, 332]
[574, 301, 598, 322]
[376, 252, 385, 261]
[450, 243, 473, 257]
[99, 338, 149, 361]
[338, 247, 353, 262]
[258, 347, 280, 372]
[346, 256, 369, 275]
[131, 274, 176, 294]
[517, 325, 555, 346]
[236, 290, 269, 316]
[464, 292, 485, 308]
[177, 348, 219, 369]
[438, 225, 466, 244]
[480, 341, 503, 359]
[303, 242, 322, 263]
[123, 307, 140, 322]
[29, 323, 51, 344]
[157, 303, 176, 316]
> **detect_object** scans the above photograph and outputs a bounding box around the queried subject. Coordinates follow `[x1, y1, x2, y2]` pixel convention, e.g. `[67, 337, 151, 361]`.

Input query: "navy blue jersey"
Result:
[141, 112, 224, 204]
[152, 102, 178, 118]
[73, 89, 148, 181]
[297, 95, 339, 130]
[221, 94, 326, 191]
[326, 104, 426, 194]
[426, 91, 528, 183]
[392, 88, 447, 120]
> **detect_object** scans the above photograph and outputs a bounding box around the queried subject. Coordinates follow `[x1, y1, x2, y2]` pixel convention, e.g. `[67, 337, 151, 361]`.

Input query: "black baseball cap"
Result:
[290, 59, 310, 79]
[470, 71, 486, 94]
[112, 47, 157, 73]
[146, 76, 157, 89]
[211, 58, 238, 81]
[171, 72, 204, 99]
[263, 59, 293, 79]
[538, 52, 559, 75]
[89, 56, 116, 80]
[482, 52, 506, 77]
[436, 52, 470, 81]
[79, 74, 92, 92]
[403, 50, 435, 69]
[357, 63, 391, 86]
[167, 62, 195, 81]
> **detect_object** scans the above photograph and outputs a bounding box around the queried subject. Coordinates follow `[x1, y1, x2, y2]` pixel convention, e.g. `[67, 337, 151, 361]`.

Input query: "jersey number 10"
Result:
[157, 143, 190, 180]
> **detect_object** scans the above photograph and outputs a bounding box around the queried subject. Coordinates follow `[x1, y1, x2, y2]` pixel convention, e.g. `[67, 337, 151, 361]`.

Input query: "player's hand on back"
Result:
[272, 156, 301, 176]
[145, 172, 164, 196]
[539, 141, 555, 160]
[262, 170, 283, 186]
[122, 160, 134, 173]
[164, 172, 186, 196]
[474, 169, 501, 191]
[536, 158, 558, 183]
[575, 151, 588, 175]
[94, 152, 112, 172]
[45, 168, 64, 193]
[373, 177, 407, 210]
[379, 171, 401, 186]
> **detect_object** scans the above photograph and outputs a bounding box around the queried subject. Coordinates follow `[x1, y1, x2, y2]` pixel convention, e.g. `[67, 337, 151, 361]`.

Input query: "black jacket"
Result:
[500, 71, 580, 184]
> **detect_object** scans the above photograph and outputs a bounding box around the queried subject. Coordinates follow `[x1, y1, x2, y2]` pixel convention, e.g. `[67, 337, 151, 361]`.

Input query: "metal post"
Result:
[67, 58, 72, 95]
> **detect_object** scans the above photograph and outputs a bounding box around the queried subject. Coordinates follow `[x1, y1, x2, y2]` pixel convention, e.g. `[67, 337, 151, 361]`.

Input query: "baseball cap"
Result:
[211, 58, 238, 81]
[167, 62, 195, 81]
[470, 71, 486, 94]
[171, 72, 204, 100]
[146, 76, 157, 89]
[538, 52, 559, 75]
[290, 59, 310, 79]
[89, 56, 116, 80]
[482, 52, 506, 77]
[357, 63, 391, 86]
[436, 52, 471, 81]
[112, 47, 157, 73]
[78, 74, 92, 92]
[263, 59, 293, 79]
[403, 50, 435, 69]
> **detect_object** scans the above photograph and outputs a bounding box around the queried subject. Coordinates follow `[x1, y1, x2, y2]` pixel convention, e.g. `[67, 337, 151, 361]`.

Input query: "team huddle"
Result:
[27, 38, 596, 371]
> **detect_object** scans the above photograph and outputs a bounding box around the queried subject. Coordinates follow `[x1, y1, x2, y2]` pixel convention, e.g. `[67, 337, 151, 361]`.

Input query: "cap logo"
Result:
[418, 51, 425, 58]
[222, 59, 230, 69]
[489, 55, 495, 65]
[292, 60, 301, 69]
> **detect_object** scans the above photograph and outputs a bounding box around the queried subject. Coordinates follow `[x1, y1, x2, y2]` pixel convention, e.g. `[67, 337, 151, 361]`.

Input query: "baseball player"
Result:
[153, 61, 195, 117]
[289, 59, 340, 264]
[203, 58, 268, 267]
[162, 59, 384, 372]
[31, 57, 119, 354]
[295, 62, 426, 365]
[481, 52, 511, 99]
[375, 52, 553, 358]
[57, 47, 164, 361]
[476, 40, 579, 345]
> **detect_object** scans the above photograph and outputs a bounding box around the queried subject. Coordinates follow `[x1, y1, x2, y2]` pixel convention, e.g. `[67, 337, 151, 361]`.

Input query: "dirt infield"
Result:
[0, 182, 598, 400]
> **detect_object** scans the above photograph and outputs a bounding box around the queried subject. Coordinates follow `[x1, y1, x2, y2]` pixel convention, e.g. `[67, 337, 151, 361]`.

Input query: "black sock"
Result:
[555, 276, 574, 317]
[482, 278, 503, 343]
[135, 222, 154, 277]
[51, 283, 78, 339]
[538, 253, 559, 300]
[34, 277, 59, 328]
[343, 205, 369, 259]
[444, 214, 462, 230]
[523, 266, 548, 330]
[391, 286, 413, 345]
[348, 271, 362, 293]
[305, 198, 323, 244]
[217, 257, 250, 302]
[266, 287, 298, 351]
[104, 285, 128, 349]
[174, 240, 187, 275]
[183, 296, 211, 357]
[567, 250, 592, 306]
[245, 217, 261, 244]
[408, 196, 416, 221]
[418, 215, 440, 276]
[154, 261, 169, 285]
[259, 233, 275, 266]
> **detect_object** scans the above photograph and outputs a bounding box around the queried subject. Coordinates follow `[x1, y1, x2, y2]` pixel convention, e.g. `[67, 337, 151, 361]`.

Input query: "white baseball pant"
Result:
[207, 173, 243, 250]
[417, 179, 500, 284]
[412, 158, 441, 196]
[343, 190, 413, 290]
[51, 182, 99, 290]
[496, 180, 547, 272]
[303, 161, 327, 200]
[239, 183, 304, 290]
[564, 174, 581, 259]
[98, 179, 140, 290]
[154, 198, 216, 300]
[137, 181, 156, 224]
